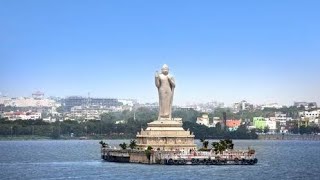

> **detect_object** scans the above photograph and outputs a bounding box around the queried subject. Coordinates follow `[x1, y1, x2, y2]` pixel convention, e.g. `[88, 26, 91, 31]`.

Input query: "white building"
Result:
[212, 117, 222, 127]
[261, 103, 283, 110]
[274, 112, 292, 126]
[265, 118, 277, 134]
[43, 117, 57, 123]
[0, 96, 11, 104]
[115, 120, 125, 124]
[275, 112, 287, 121]
[301, 110, 319, 118]
[299, 110, 320, 124]
[294, 102, 317, 110]
[196, 114, 211, 127]
[4, 97, 58, 107]
[66, 105, 122, 121]
[3, 111, 41, 121]
[118, 99, 137, 110]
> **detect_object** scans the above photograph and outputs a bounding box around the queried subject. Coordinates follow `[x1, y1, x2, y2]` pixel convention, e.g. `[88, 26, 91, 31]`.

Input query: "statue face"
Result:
[161, 68, 169, 75]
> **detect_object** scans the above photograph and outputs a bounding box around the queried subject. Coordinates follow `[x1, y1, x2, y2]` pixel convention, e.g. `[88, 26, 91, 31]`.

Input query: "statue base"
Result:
[136, 119, 197, 153]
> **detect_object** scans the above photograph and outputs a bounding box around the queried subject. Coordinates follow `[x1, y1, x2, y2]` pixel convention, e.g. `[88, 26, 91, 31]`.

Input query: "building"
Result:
[260, 103, 284, 110]
[65, 104, 122, 121]
[0, 96, 11, 105]
[64, 96, 121, 111]
[294, 102, 317, 110]
[253, 117, 267, 129]
[265, 118, 277, 134]
[275, 112, 287, 121]
[137, 102, 159, 110]
[226, 119, 241, 131]
[118, 99, 137, 106]
[3, 97, 58, 108]
[42, 117, 57, 123]
[0, 92, 59, 109]
[174, 106, 195, 111]
[299, 110, 320, 124]
[274, 112, 290, 128]
[188, 101, 224, 112]
[233, 100, 253, 113]
[115, 120, 125, 124]
[299, 118, 310, 127]
[3, 111, 41, 121]
[212, 117, 222, 128]
[196, 114, 210, 127]
[300, 110, 319, 119]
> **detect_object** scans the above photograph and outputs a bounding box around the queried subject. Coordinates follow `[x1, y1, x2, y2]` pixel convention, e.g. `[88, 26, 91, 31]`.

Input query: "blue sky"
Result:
[1, 0, 320, 106]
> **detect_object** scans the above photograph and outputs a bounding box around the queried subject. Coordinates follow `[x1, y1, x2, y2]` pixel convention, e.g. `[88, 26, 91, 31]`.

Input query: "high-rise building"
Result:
[63, 96, 121, 111]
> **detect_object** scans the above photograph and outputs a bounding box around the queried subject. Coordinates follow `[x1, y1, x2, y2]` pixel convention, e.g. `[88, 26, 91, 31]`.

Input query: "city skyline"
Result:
[1, 1, 320, 106]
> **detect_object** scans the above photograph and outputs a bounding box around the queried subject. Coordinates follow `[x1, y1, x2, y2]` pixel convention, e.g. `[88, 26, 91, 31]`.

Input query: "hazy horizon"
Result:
[1, 1, 320, 106]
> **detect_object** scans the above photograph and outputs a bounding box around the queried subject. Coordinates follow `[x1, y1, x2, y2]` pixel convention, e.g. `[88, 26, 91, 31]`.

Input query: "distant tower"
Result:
[222, 112, 227, 130]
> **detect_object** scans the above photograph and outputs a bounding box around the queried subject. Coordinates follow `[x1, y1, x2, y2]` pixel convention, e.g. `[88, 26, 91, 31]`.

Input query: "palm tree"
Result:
[217, 143, 226, 154]
[211, 142, 219, 149]
[225, 139, 234, 149]
[119, 142, 127, 150]
[200, 138, 209, 149]
[220, 139, 227, 148]
[212, 141, 222, 154]
[212, 139, 234, 154]
[203, 140, 209, 149]
[129, 139, 137, 149]
[99, 140, 108, 148]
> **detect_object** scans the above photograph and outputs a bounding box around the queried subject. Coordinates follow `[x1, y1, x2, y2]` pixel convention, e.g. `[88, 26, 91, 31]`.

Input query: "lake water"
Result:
[0, 140, 319, 180]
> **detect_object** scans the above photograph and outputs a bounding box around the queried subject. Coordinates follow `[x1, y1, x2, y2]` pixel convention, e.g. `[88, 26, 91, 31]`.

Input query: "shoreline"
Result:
[1, 135, 320, 141]
[258, 134, 320, 140]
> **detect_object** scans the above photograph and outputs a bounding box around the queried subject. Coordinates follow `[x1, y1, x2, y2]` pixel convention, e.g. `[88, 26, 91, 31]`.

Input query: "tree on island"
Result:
[200, 138, 209, 150]
[211, 139, 234, 154]
[99, 140, 108, 148]
[212, 141, 226, 154]
[129, 139, 137, 149]
[224, 139, 234, 149]
[119, 142, 127, 150]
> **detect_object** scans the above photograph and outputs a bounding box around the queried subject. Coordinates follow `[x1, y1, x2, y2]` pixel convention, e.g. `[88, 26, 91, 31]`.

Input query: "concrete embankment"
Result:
[258, 134, 320, 140]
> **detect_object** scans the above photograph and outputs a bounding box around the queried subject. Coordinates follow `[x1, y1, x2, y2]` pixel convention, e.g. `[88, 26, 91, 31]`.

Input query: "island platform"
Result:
[101, 148, 258, 165]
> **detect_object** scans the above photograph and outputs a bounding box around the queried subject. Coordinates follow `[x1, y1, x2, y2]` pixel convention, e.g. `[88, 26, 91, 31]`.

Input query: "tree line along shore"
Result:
[0, 107, 319, 140]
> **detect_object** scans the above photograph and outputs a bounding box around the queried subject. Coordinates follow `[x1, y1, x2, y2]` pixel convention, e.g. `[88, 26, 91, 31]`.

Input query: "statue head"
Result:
[161, 64, 169, 75]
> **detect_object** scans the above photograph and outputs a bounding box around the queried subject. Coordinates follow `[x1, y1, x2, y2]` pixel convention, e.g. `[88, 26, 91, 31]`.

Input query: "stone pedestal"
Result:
[136, 119, 197, 153]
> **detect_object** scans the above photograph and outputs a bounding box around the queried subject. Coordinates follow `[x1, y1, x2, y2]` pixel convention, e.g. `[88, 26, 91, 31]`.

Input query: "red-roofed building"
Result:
[226, 119, 241, 131]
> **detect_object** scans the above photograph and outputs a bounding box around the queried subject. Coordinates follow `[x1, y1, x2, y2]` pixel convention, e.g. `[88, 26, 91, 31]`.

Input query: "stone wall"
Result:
[129, 151, 154, 164]
[101, 148, 157, 164]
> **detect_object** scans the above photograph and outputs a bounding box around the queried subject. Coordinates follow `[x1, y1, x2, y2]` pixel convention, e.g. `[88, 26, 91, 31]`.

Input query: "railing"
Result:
[154, 149, 256, 160]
